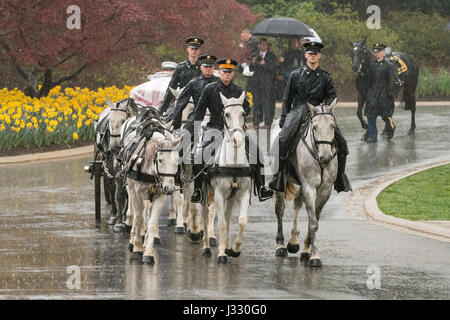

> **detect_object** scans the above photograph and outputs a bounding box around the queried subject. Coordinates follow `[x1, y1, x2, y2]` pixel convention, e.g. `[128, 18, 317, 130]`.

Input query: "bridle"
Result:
[109, 98, 134, 138]
[153, 148, 179, 184]
[352, 44, 367, 74]
[302, 107, 337, 168]
[222, 103, 246, 138]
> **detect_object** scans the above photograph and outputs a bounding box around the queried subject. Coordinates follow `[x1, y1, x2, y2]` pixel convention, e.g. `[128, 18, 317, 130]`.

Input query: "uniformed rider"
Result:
[160, 37, 204, 115]
[172, 55, 219, 130]
[269, 41, 352, 193]
[185, 58, 273, 203]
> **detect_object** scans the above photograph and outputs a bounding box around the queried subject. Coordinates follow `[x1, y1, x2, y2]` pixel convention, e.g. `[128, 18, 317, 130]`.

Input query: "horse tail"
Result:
[285, 181, 300, 202]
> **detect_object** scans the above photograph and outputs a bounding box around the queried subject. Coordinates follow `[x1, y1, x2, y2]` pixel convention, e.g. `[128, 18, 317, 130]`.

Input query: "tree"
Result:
[0, 0, 256, 97]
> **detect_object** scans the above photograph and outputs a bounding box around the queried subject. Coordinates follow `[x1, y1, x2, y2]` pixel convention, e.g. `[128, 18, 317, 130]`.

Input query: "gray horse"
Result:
[271, 99, 338, 267]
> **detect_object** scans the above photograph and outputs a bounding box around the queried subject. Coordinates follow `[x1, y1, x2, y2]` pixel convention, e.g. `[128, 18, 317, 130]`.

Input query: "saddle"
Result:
[117, 108, 165, 166]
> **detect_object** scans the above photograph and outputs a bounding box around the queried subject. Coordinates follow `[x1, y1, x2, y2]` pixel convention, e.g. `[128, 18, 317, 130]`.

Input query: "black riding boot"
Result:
[334, 153, 352, 193]
[191, 164, 203, 203]
[269, 158, 286, 192]
[252, 165, 273, 201]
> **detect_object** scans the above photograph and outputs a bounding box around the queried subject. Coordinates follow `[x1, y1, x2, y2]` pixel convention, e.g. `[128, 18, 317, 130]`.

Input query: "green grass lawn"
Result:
[377, 164, 450, 221]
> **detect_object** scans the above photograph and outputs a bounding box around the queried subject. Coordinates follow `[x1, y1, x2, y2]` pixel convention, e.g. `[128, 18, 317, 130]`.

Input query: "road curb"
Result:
[274, 101, 450, 109]
[363, 159, 450, 242]
[0, 145, 94, 166]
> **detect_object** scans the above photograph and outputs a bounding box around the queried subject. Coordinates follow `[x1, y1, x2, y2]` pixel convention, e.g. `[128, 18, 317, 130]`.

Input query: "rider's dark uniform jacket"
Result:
[365, 57, 396, 119]
[280, 64, 336, 128]
[278, 64, 348, 159]
[160, 59, 201, 114]
[172, 74, 219, 130]
[185, 80, 251, 136]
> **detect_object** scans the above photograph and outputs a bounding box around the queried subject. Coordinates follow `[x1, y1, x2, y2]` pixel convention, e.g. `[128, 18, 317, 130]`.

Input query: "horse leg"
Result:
[224, 199, 233, 255]
[274, 191, 287, 257]
[173, 191, 185, 234]
[230, 190, 250, 257]
[356, 94, 367, 129]
[125, 184, 133, 229]
[142, 195, 167, 264]
[303, 186, 321, 267]
[168, 194, 177, 227]
[409, 108, 416, 137]
[208, 199, 217, 247]
[131, 185, 145, 260]
[287, 193, 303, 254]
[215, 189, 228, 264]
[300, 232, 312, 263]
[107, 176, 117, 225]
[188, 199, 202, 242]
[113, 168, 126, 232]
[200, 199, 211, 257]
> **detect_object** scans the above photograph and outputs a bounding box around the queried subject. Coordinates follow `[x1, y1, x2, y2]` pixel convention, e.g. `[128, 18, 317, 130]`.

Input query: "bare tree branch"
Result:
[53, 63, 88, 86]
[0, 40, 28, 81]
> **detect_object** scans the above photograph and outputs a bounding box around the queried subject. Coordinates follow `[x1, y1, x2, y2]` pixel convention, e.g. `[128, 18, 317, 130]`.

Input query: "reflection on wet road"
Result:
[0, 106, 449, 299]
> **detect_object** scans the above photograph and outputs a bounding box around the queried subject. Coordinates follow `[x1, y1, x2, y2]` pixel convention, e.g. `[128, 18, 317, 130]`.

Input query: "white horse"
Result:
[166, 87, 217, 243]
[271, 99, 338, 267]
[199, 92, 251, 264]
[104, 96, 135, 232]
[125, 128, 181, 264]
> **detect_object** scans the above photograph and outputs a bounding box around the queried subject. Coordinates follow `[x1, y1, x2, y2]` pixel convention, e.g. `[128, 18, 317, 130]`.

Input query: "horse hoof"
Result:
[107, 217, 116, 225]
[142, 256, 155, 265]
[309, 258, 322, 267]
[217, 256, 228, 264]
[131, 252, 143, 260]
[128, 243, 134, 252]
[175, 227, 186, 234]
[153, 237, 161, 245]
[209, 237, 217, 247]
[201, 248, 212, 257]
[167, 219, 176, 226]
[225, 248, 241, 257]
[275, 247, 288, 258]
[287, 242, 300, 254]
[189, 233, 201, 242]
[300, 252, 311, 263]
[113, 223, 125, 233]
[124, 225, 132, 233]
[408, 128, 415, 137]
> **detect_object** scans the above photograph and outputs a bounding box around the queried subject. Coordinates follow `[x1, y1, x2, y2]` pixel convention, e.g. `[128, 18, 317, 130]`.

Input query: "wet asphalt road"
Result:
[0, 106, 449, 299]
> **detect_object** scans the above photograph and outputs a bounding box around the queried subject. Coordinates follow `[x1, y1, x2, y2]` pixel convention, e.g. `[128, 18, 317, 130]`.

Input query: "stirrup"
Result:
[191, 188, 202, 203]
[258, 186, 273, 202]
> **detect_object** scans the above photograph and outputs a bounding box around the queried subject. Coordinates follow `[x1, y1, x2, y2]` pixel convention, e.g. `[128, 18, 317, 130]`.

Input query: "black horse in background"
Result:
[349, 38, 419, 137]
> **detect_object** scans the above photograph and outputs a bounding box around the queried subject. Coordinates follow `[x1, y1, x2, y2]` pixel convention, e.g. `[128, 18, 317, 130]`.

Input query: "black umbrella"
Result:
[252, 17, 314, 38]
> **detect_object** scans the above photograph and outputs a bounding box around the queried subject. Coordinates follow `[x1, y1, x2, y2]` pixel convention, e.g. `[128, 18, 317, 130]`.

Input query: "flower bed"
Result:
[0, 85, 133, 152]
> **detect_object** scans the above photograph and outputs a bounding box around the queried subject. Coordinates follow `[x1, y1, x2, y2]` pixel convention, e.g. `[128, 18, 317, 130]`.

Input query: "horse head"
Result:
[220, 91, 246, 149]
[154, 135, 182, 195]
[307, 98, 337, 166]
[106, 96, 134, 153]
[349, 38, 371, 73]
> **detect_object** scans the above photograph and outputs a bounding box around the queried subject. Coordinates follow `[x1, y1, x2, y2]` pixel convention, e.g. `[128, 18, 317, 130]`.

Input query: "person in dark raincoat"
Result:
[364, 43, 396, 142]
[172, 55, 219, 130]
[160, 37, 204, 115]
[248, 38, 277, 129]
[269, 41, 352, 193]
